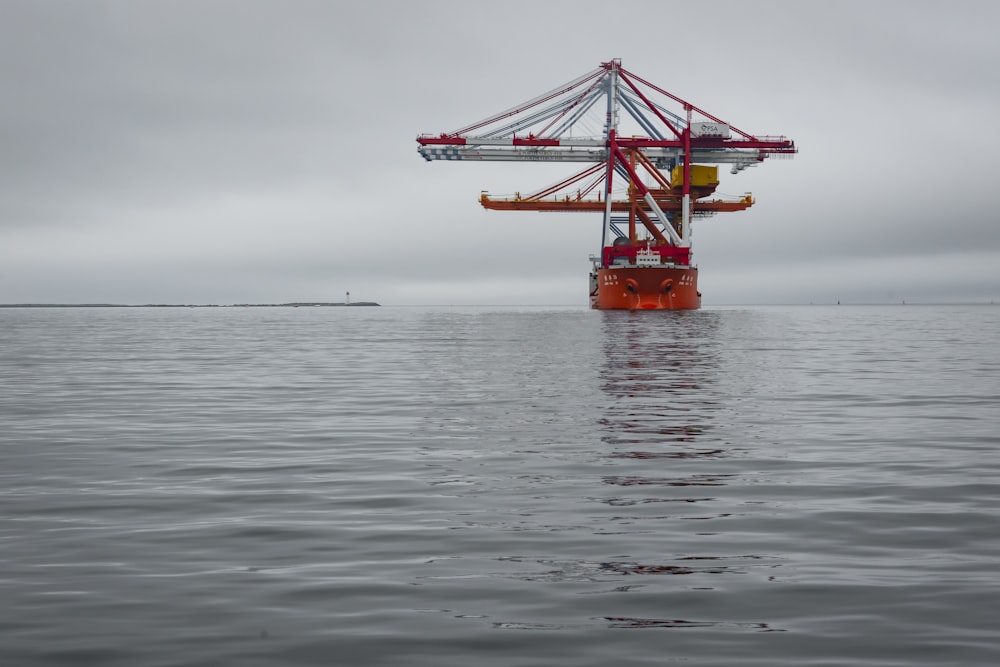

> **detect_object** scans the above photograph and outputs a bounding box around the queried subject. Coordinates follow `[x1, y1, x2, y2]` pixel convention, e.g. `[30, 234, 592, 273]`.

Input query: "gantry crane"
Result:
[417, 59, 795, 309]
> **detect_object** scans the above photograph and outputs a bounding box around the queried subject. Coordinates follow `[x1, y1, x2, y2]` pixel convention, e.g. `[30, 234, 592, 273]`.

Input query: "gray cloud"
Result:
[2, 0, 998, 305]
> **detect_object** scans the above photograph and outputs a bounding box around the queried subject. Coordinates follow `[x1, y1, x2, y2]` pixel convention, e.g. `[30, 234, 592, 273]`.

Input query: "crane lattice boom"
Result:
[416, 59, 797, 310]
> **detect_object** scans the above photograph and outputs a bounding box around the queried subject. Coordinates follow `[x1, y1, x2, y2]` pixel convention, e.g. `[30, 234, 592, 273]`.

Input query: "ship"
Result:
[590, 244, 700, 310]
[418, 60, 795, 309]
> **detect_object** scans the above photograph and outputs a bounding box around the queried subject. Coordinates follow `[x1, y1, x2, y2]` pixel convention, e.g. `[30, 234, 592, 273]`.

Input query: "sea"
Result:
[1, 304, 998, 666]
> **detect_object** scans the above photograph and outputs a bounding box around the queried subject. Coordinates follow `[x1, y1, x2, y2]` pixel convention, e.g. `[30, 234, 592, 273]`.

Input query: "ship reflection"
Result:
[597, 310, 737, 514]
[598, 310, 727, 458]
[603, 617, 781, 631]
[602, 473, 733, 487]
[586, 311, 774, 630]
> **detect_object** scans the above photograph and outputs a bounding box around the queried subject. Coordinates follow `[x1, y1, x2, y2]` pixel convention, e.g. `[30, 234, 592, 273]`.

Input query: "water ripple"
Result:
[1, 305, 998, 666]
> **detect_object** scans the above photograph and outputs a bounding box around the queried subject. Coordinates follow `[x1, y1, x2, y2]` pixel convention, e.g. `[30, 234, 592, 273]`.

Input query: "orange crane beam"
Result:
[479, 193, 753, 213]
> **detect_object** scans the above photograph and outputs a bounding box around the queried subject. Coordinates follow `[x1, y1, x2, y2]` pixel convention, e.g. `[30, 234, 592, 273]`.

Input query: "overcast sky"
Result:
[2, 0, 998, 305]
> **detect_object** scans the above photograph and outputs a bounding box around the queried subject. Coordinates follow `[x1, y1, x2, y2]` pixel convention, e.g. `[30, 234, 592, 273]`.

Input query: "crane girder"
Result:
[416, 59, 795, 253]
[479, 194, 754, 214]
[417, 146, 764, 165]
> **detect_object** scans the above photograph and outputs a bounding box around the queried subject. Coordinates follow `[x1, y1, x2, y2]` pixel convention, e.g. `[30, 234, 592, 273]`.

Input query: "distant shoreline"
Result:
[0, 302, 380, 308]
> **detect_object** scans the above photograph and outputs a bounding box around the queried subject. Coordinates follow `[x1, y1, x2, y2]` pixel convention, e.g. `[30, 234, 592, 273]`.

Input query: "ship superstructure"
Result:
[417, 59, 796, 309]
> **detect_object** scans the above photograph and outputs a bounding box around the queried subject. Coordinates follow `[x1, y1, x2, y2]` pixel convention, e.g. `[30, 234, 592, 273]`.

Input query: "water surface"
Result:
[2, 305, 998, 665]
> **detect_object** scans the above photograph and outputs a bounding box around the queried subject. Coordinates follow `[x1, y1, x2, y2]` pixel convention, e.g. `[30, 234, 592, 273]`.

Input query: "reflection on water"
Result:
[593, 310, 772, 630]
[600, 561, 732, 575]
[599, 310, 724, 445]
[601, 496, 714, 506]
[602, 473, 733, 486]
[493, 618, 782, 632]
[598, 310, 731, 483]
[604, 617, 780, 631]
[607, 447, 726, 459]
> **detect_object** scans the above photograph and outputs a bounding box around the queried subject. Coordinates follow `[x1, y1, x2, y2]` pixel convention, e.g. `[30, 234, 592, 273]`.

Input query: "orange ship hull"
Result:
[590, 266, 701, 310]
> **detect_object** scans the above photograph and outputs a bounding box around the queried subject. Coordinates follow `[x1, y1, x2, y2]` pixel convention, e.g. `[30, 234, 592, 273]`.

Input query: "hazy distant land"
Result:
[0, 302, 380, 308]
